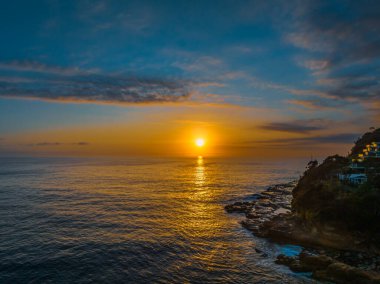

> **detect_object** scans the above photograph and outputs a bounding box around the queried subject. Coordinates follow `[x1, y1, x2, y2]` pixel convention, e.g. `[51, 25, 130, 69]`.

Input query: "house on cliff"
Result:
[339, 141, 380, 185]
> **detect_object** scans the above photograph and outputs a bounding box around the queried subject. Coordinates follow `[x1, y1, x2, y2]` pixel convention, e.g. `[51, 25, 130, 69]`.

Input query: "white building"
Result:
[338, 173, 367, 184]
[340, 141, 379, 185]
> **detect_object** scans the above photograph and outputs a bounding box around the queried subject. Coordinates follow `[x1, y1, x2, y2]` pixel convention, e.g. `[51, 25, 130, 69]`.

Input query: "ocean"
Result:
[0, 156, 315, 283]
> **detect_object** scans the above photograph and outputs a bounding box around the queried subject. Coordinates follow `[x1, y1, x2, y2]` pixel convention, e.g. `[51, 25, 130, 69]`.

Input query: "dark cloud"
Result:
[0, 61, 192, 105]
[288, 1, 380, 103]
[258, 119, 328, 133]
[29, 142, 90, 146]
[253, 133, 360, 146]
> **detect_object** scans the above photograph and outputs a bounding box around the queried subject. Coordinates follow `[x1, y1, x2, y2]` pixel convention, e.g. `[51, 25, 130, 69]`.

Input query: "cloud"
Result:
[29, 142, 90, 146]
[0, 76, 35, 83]
[258, 119, 328, 133]
[191, 81, 225, 88]
[286, 1, 380, 106]
[0, 61, 192, 105]
[253, 133, 361, 146]
[0, 60, 94, 76]
[286, 99, 341, 110]
[76, 0, 155, 34]
[297, 59, 330, 71]
[173, 56, 223, 73]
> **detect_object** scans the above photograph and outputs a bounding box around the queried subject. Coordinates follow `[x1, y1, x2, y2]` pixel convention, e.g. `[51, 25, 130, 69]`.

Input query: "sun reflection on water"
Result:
[195, 156, 205, 188]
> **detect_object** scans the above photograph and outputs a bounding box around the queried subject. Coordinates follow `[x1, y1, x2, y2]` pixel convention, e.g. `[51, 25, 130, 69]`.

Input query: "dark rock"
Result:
[246, 212, 260, 219]
[241, 220, 259, 232]
[251, 193, 263, 200]
[261, 191, 277, 197]
[288, 261, 311, 272]
[299, 253, 334, 270]
[275, 254, 310, 272]
[322, 262, 380, 284]
[275, 254, 295, 266]
[225, 201, 254, 213]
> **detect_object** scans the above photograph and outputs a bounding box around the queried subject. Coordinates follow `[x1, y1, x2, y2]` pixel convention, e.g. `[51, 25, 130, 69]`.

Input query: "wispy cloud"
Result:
[0, 60, 96, 76]
[287, 1, 380, 105]
[173, 56, 223, 73]
[286, 99, 342, 110]
[72, 0, 156, 35]
[28, 142, 90, 147]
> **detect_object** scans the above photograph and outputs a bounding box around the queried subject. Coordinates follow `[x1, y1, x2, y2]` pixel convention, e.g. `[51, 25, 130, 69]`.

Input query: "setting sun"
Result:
[195, 138, 205, 147]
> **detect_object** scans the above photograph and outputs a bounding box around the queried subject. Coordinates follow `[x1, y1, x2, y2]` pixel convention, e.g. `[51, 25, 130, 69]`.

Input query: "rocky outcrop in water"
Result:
[276, 251, 380, 284]
[226, 182, 293, 218]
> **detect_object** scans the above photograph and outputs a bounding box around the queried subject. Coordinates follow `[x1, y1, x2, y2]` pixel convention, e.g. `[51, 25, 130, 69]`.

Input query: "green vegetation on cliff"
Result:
[292, 128, 380, 234]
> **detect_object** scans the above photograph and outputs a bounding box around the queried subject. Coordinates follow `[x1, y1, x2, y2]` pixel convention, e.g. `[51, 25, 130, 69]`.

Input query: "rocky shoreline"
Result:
[225, 182, 380, 283]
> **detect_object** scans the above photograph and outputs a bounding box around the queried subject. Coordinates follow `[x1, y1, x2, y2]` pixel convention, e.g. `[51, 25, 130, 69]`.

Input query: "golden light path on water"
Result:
[195, 156, 205, 187]
[0, 156, 310, 283]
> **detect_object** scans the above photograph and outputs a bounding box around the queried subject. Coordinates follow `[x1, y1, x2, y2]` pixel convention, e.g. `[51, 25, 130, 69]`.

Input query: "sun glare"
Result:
[195, 138, 205, 147]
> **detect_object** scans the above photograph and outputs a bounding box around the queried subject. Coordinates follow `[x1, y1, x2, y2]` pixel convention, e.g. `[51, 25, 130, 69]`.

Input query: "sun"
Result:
[195, 138, 205, 147]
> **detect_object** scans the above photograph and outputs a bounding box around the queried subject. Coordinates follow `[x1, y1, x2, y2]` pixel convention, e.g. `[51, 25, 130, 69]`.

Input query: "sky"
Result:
[0, 0, 379, 158]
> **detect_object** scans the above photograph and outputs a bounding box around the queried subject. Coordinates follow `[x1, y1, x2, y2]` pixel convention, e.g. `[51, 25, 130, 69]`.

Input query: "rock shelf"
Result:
[225, 181, 380, 283]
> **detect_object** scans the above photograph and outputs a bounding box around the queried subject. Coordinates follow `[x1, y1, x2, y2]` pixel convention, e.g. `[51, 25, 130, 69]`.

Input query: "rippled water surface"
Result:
[0, 157, 314, 283]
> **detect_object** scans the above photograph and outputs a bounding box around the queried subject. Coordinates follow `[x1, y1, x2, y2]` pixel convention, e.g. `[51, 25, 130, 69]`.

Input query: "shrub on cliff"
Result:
[292, 155, 349, 223]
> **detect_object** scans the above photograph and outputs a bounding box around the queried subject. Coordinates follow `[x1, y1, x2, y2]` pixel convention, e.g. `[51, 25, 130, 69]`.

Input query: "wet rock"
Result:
[251, 193, 263, 200]
[241, 219, 258, 231]
[299, 252, 334, 270]
[245, 211, 261, 219]
[275, 254, 310, 272]
[275, 254, 295, 266]
[224, 201, 254, 213]
[277, 251, 380, 283]
[321, 262, 380, 284]
[261, 191, 277, 197]
[273, 208, 290, 215]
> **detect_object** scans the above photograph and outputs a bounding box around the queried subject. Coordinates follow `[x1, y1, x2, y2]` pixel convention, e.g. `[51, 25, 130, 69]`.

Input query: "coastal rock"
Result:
[299, 252, 334, 270]
[273, 208, 290, 215]
[261, 191, 277, 197]
[241, 219, 258, 231]
[319, 262, 380, 284]
[276, 251, 380, 284]
[225, 201, 254, 213]
[226, 180, 380, 283]
[251, 193, 263, 200]
[275, 254, 310, 272]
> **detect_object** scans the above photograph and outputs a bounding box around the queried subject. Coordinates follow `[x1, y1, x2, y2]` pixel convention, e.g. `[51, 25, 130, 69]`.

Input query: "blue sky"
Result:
[0, 0, 379, 157]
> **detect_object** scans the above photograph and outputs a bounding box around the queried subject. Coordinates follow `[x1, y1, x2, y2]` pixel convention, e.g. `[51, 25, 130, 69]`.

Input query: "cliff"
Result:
[292, 128, 380, 239]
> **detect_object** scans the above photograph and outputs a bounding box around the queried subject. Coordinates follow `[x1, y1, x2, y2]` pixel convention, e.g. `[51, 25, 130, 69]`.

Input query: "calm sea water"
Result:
[0, 156, 315, 283]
